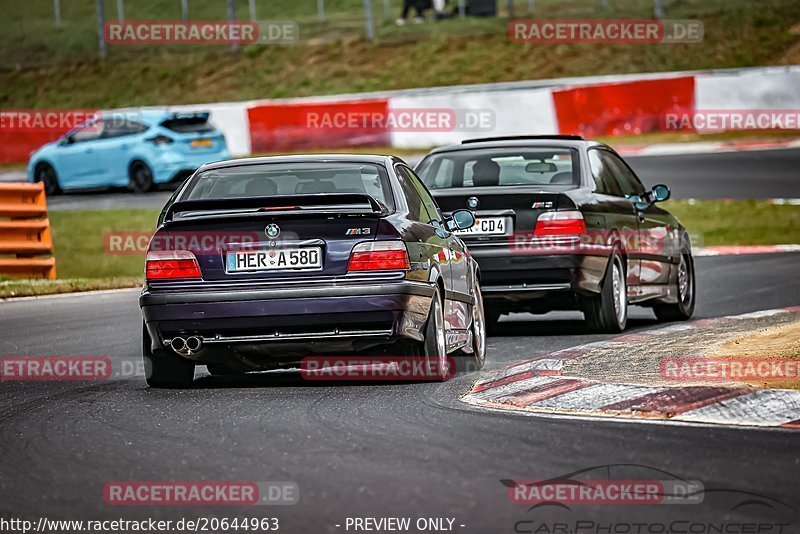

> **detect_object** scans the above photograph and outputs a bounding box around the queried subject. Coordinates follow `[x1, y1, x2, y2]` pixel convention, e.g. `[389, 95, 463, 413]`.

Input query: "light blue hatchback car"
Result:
[28, 110, 230, 194]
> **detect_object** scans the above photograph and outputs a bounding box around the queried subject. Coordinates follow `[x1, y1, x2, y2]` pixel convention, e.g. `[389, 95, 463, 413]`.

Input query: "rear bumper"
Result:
[140, 280, 435, 360]
[469, 244, 610, 305]
[151, 149, 230, 184]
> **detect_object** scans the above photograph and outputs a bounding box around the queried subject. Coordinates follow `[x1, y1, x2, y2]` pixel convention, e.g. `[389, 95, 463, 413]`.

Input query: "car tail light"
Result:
[146, 250, 202, 280]
[534, 210, 587, 236]
[348, 241, 410, 272]
[146, 135, 173, 145]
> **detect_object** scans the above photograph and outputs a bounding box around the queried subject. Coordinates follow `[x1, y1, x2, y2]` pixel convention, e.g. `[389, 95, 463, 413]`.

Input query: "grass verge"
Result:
[707, 320, 800, 390]
[0, 277, 142, 299]
[2, 0, 799, 107]
[664, 200, 800, 246]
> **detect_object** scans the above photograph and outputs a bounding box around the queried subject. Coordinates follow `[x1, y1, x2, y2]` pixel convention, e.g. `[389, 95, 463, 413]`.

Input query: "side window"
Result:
[604, 152, 646, 197]
[404, 166, 443, 224]
[588, 149, 624, 197]
[103, 119, 148, 139]
[69, 120, 104, 143]
[395, 165, 430, 224]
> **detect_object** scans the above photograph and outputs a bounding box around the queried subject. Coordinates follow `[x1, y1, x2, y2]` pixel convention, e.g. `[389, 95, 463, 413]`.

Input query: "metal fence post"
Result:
[95, 0, 107, 58]
[181, 0, 189, 20]
[249, 0, 257, 21]
[116, 0, 125, 21]
[383, 0, 391, 22]
[53, 0, 61, 27]
[317, 0, 325, 22]
[227, 0, 239, 52]
[653, 0, 665, 18]
[528, 0, 534, 15]
[363, 0, 375, 40]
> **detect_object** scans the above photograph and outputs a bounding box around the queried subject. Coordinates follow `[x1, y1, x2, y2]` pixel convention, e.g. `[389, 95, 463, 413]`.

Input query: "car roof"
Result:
[199, 154, 403, 172]
[424, 136, 610, 156]
[101, 109, 210, 125]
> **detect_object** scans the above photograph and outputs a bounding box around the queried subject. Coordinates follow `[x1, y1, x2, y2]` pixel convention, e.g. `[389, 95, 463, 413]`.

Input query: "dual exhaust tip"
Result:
[170, 336, 203, 355]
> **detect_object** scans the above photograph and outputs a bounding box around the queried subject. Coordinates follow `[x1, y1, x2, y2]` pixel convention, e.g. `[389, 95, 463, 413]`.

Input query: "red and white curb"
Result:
[617, 138, 800, 157]
[462, 307, 800, 428]
[694, 244, 800, 256]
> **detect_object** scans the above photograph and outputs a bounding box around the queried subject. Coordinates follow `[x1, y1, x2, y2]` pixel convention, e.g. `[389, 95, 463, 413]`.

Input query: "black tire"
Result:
[206, 363, 244, 376]
[485, 307, 501, 336]
[35, 163, 61, 195]
[129, 161, 155, 193]
[422, 286, 449, 381]
[584, 251, 627, 333]
[457, 280, 486, 373]
[142, 324, 195, 388]
[654, 252, 696, 321]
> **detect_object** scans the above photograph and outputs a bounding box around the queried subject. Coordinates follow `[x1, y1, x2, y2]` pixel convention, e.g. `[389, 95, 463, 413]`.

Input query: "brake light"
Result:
[534, 210, 587, 236]
[146, 250, 202, 280]
[348, 241, 410, 272]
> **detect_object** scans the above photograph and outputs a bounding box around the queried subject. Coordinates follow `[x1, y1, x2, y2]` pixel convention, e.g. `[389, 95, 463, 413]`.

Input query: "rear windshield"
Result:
[161, 116, 214, 133]
[416, 147, 579, 189]
[183, 162, 395, 210]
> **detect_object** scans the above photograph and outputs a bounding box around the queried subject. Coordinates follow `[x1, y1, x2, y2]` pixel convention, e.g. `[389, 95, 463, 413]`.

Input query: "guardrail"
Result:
[0, 182, 56, 279]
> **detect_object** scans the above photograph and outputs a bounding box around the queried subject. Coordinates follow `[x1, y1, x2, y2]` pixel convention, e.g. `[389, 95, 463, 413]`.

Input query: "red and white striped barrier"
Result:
[3, 66, 800, 163]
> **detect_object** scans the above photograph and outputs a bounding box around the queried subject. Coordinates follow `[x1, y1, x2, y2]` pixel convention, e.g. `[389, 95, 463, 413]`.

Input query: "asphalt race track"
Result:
[5, 147, 798, 211]
[1, 252, 799, 530]
[626, 148, 800, 200]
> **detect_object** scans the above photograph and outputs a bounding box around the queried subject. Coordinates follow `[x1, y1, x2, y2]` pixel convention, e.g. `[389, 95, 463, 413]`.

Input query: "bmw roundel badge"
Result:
[467, 196, 479, 209]
[265, 224, 281, 238]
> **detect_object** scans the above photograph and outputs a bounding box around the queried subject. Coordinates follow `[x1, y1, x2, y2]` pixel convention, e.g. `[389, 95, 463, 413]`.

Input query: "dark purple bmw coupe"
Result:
[139, 155, 486, 387]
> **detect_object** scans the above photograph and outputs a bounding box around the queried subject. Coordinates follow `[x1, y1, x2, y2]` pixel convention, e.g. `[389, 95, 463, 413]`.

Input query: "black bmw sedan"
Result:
[415, 135, 696, 333]
[139, 155, 486, 387]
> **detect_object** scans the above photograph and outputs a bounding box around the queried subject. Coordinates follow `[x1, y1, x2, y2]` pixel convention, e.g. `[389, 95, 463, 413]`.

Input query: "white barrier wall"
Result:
[167, 102, 253, 157]
[695, 66, 800, 110]
[388, 88, 558, 149]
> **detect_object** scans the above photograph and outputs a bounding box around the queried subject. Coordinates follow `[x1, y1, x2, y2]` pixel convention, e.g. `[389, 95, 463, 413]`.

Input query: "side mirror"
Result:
[651, 184, 670, 202]
[58, 135, 71, 146]
[446, 209, 476, 232]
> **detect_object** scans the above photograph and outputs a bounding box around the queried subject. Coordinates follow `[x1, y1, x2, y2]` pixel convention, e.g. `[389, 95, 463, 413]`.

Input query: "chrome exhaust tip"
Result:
[186, 336, 203, 353]
[170, 336, 187, 355]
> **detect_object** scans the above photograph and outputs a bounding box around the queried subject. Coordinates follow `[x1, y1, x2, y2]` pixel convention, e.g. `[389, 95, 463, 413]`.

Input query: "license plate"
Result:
[226, 248, 322, 272]
[455, 217, 509, 236]
[190, 139, 213, 148]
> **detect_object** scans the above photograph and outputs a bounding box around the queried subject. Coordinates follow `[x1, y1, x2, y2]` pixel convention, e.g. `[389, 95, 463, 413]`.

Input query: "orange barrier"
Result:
[0, 182, 56, 279]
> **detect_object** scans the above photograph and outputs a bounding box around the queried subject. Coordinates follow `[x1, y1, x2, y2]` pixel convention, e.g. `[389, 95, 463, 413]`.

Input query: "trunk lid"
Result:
[153, 194, 385, 281]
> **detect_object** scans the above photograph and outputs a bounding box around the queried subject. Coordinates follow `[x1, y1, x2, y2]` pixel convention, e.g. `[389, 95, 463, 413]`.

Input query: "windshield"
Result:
[416, 147, 579, 190]
[182, 162, 395, 209]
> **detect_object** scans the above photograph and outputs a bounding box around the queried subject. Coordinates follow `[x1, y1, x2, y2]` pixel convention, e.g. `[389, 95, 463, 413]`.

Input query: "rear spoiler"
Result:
[164, 193, 388, 222]
[164, 111, 210, 122]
